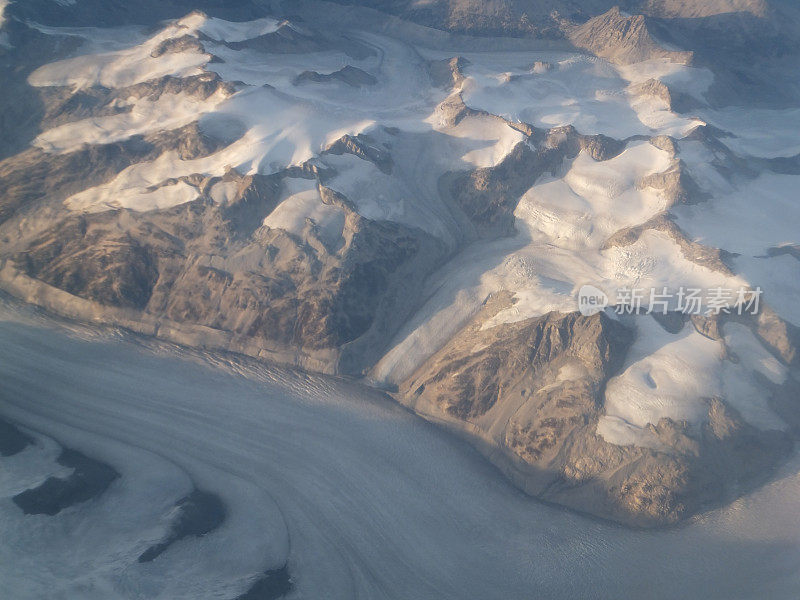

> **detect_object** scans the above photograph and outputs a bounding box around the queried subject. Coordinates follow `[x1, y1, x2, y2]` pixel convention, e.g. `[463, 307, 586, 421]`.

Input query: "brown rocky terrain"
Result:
[10, 168, 447, 375]
[0, 0, 798, 530]
[566, 7, 693, 66]
[399, 296, 794, 526]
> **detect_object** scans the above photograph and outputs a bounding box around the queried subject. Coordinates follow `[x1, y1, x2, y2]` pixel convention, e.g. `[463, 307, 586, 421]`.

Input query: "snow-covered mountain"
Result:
[1, 0, 799, 526]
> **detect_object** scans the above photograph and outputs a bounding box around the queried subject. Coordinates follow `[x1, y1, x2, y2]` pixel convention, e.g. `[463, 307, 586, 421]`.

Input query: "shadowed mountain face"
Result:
[325, 0, 777, 28]
[6, 0, 268, 26]
[0, 0, 799, 527]
[326, 0, 800, 105]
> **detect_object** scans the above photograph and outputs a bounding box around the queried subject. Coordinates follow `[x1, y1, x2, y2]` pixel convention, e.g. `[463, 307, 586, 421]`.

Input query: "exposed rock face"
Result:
[566, 7, 693, 65]
[21, 222, 160, 310]
[38, 72, 233, 130]
[0, 121, 230, 227]
[295, 65, 377, 87]
[13, 172, 446, 375]
[2, 2, 799, 530]
[323, 133, 393, 174]
[400, 302, 792, 527]
[579, 133, 626, 162]
[427, 56, 470, 90]
[151, 34, 206, 58]
[449, 124, 626, 238]
[602, 213, 736, 274]
[450, 140, 562, 238]
[637, 158, 708, 207]
[403, 309, 632, 420]
[226, 21, 375, 59]
[751, 306, 800, 368]
[630, 78, 700, 113]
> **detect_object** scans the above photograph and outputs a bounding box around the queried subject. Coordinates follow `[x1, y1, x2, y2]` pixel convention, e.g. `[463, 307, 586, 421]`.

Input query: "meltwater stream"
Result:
[1, 303, 799, 599]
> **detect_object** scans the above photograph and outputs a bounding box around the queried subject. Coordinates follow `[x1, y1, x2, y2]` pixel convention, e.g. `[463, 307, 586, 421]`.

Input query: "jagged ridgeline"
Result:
[1, 0, 799, 526]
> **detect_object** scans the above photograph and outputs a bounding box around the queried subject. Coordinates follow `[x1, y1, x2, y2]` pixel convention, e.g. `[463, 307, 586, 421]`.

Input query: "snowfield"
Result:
[599, 317, 787, 449]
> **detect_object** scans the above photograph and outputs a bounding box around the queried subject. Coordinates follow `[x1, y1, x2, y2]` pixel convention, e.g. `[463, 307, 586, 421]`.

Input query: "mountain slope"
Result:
[0, 1, 798, 526]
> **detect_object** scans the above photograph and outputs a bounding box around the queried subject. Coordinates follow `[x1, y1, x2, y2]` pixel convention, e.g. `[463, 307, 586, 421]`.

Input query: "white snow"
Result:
[0, 431, 71, 498]
[25, 13, 275, 92]
[0, 0, 11, 46]
[27, 22, 150, 53]
[599, 316, 723, 448]
[735, 254, 800, 327]
[617, 59, 710, 137]
[674, 173, 800, 257]
[626, 91, 703, 137]
[319, 114, 525, 245]
[28, 30, 209, 90]
[198, 16, 280, 43]
[21, 11, 798, 459]
[29, 13, 717, 221]
[565, 142, 671, 221]
[435, 51, 701, 138]
[424, 110, 525, 168]
[600, 229, 746, 299]
[66, 177, 199, 213]
[699, 106, 800, 158]
[207, 180, 236, 204]
[372, 139, 745, 384]
[3, 303, 800, 599]
[34, 89, 229, 154]
[673, 172, 800, 326]
[263, 178, 345, 246]
[599, 316, 786, 449]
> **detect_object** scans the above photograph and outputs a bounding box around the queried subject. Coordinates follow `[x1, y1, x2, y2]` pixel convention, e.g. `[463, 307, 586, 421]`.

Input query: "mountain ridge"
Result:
[0, 1, 798, 527]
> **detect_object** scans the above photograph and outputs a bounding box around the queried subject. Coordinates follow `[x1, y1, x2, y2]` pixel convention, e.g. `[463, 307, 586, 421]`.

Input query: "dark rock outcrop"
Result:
[236, 565, 292, 600]
[138, 489, 225, 562]
[13, 448, 119, 516]
[0, 418, 34, 456]
[12, 173, 446, 375]
[567, 7, 693, 66]
[294, 65, 377, 88]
